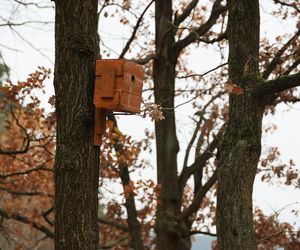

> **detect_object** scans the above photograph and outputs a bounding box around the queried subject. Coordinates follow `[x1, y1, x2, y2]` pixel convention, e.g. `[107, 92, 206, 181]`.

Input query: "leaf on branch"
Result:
[142, 102, 165, 121]
[225, 81, 244, 95]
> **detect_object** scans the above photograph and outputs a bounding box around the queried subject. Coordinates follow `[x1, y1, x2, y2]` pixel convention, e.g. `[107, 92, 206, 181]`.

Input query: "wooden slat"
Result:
[100, 68, 115, 98]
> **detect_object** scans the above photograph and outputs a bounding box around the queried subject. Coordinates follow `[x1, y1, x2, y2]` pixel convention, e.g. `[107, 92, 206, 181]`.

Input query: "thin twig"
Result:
[178, 62, 227, 79]
[119, 0, 154, 58]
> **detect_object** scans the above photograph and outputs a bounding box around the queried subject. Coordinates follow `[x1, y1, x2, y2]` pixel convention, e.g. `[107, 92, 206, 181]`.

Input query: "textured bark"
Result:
[216, 0, 263, 249]
[153, 1, 190, 249]
[53, 1, 100, 249]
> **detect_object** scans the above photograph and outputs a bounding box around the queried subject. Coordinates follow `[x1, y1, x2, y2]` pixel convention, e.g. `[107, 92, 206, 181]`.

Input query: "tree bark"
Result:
[216, 0, 263, 249]
[153, 1, 191, 249]
[53, 1, 100, 249]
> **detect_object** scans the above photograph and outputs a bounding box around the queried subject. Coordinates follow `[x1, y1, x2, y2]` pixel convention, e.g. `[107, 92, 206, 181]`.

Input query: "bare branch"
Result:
[182, 93, 224, 170]
[283, 57, 300, 76]
[252, 72, 300, 96]
[119, 0, 154, 59]
[190, 230, 217, 237]
[0, 43, 22, 52]
[197, 32, 227, 44]
[174, 0, 199, 26]
[98, 216, 128, 232]
[175, 0, 227, 52]
[9, 27, 53, 64]
[12, 0, 54, 9]
[182, 170, 218, 219]
[0, 164, 52, 179]
[0, 19, 52, 27]
[0, 207, 54, 238]
[263, 30, 300, 79]
[99, 236, 129, 249]
[42, 207, 54, 227]
[0, 186, 51, 197]
[131, 53, 155, 65]
[0, 110, 30, 155]
[258, 231, 284, 243]
[273, 0, 300, 13]
[178, 62, 227, 79]
[179, 124, 225, 193]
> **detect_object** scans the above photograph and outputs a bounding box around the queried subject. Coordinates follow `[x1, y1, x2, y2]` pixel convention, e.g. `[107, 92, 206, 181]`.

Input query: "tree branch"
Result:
[190, 230, 217, 237]
[99, 236, 128, 249]
[0, 186, 52, 197]
[252, 72, 300, 96]
[12, 0, 54, 9]
[174, 0, 199, 26]
[273, 0, 300, 13]
[197, 32, 227, 44]
[257, 230, 284, 243]
[42, 207, 54, 227]
[283, 57, 300, 76]
[262, 30, 300, 79]
[98, 216, 128, 232]
[182, 93, 224, 170]
[182, 170, 218, 219]
[0, 110, 30, 155]
[119, 0, 154, 59]
[178, 62, 227, 79]
[179, 124, 225, 193]
[0, 207, 54, 238]
[0, 165, 52, 179]
[131, 53, 156, 65]
[175, 0, 227, 52]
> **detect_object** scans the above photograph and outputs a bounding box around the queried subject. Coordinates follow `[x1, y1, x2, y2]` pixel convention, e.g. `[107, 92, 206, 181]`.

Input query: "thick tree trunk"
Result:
[154, 1, 190, 249]
[53, 1, 100, 249]
[216, 0, 263, 249]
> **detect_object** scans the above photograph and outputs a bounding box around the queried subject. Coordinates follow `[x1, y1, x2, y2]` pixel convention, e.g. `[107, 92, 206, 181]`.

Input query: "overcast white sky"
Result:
[0, 0, 299, 230]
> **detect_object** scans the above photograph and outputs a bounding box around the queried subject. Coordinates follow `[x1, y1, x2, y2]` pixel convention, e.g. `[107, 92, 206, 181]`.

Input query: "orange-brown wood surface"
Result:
[94, 108, 106, 146]
[94, 59, 144, 113]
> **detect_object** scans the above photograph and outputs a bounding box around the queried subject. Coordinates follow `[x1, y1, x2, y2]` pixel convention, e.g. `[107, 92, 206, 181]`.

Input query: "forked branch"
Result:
[174, 0, 199, 26]
[263, 30, 300, 79]
[175, 0, 227, 52]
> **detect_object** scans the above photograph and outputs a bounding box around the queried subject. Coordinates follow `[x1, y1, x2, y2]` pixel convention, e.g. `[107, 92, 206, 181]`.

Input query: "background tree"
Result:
[217, 0, 300, 248]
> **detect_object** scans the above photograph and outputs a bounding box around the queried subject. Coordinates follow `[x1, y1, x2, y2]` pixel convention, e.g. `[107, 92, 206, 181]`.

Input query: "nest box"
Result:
[94, 59, 144, 113]
[93, 59, 144, 146]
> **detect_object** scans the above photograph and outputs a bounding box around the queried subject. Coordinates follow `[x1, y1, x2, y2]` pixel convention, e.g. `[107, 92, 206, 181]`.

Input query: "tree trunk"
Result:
[216, 0, 263, 249]
[53, 1, 100, 249]
[154, 1, 190, 249]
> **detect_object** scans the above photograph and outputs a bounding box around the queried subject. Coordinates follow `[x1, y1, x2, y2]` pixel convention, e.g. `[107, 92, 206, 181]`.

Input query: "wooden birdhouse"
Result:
[93, 59, 144, 146]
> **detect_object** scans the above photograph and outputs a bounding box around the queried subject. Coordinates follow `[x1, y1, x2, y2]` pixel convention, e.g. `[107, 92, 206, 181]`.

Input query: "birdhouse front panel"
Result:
[94, 59, 144, 113]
